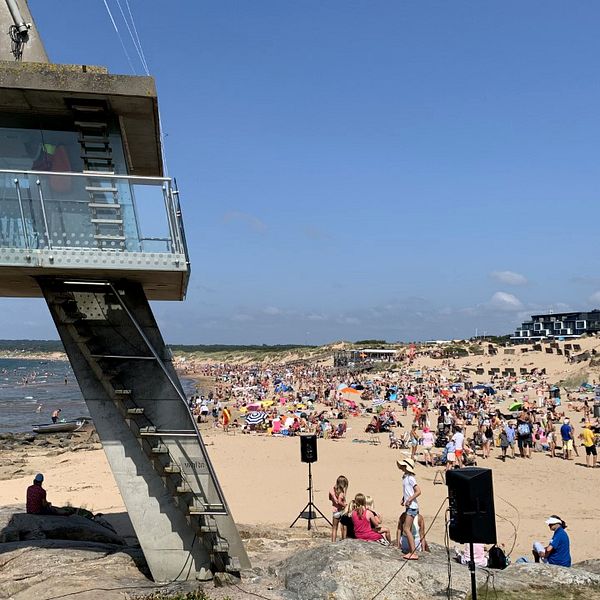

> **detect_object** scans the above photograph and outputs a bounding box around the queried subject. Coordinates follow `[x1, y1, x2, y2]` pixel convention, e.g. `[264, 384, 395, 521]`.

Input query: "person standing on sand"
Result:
[397, 458, 421, 560]
[51, 408, 61, 424]
[451, 426, 465, 467]
[560, 418, 574, 460]
[581, 422, 597, 468]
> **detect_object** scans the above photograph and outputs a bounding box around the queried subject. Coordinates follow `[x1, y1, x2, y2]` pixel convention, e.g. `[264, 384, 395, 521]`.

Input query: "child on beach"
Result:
[397, 457, 421, 560]
[329, 475, 349, 542]
[365, 495, 392, 543]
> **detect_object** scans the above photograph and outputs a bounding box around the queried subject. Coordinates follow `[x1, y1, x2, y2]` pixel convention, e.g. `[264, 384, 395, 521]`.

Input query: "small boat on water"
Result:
[33, 420, 85, 434]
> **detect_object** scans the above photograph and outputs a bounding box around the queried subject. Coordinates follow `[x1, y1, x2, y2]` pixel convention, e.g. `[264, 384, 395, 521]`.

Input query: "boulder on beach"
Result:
[0, 506, 151, 600]
[276, 539, 600, 600]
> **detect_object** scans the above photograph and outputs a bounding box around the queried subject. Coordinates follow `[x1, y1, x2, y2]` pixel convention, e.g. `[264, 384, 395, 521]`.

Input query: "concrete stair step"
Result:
[152, 444, 169, 454]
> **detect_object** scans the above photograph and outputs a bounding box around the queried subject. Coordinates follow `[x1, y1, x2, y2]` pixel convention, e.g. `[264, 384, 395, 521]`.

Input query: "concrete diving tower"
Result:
[0, 61, 249, 581]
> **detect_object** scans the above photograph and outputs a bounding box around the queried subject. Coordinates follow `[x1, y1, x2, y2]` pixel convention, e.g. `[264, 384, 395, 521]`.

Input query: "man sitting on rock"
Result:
[26, 473, 59, 515]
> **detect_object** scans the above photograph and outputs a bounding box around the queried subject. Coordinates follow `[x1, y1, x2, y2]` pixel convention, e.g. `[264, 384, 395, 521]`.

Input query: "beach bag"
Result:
[518, 423, 530, 436]
[488, 545, 508, 570]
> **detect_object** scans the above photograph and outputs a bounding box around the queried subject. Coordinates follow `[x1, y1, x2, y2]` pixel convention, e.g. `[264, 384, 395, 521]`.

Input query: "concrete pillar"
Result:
[0, 0, 49, 62]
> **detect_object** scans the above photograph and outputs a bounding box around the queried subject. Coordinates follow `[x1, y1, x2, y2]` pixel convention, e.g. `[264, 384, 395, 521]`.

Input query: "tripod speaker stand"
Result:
[290, 435, 331, 530]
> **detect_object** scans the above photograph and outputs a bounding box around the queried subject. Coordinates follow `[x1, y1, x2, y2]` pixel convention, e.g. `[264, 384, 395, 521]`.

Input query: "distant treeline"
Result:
[0, 339, 65, 352]
[169, 344, 316, 354]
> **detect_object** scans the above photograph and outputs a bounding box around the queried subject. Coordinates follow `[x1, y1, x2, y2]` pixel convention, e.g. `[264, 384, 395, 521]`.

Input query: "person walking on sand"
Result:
[51, 408, 61, 424]
[397, 458, 421, 560]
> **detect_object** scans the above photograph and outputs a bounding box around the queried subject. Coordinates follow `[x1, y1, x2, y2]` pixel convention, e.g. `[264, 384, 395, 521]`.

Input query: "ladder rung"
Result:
[139, 426, 157, 434]
[226, 558, 242, 573]
[199, 525, 218, 533]
[83, 170, 115, 175]
[140, 431, 197, 438]
[127, 407, 144, 415]
[94, 234, 126, 240]
[152, 444, 169, 454]
[92, 354, 155, 360]
[85, 186, 118, 193]
[79, 133, 109, 141]
[88, 203, 121, 209]
[82, 154, 113, 160]
[212, 541, 229, 553]
[114, 389, 131, 395]
[176, 484, 192, 494]
[75, 121, 108, 129]
[91, 219, 123, 225]
[189, 504, 226, 515]
[71, 104, 106, 112]
[164, 464, 181, 474]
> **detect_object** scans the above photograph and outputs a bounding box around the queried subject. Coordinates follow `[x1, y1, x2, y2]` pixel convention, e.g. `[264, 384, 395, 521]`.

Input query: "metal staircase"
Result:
[70, 101, 126, 250]
[39, 277, 249, 581]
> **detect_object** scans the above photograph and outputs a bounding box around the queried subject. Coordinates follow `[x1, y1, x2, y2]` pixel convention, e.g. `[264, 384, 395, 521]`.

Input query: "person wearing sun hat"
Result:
[396, 458, 421, 560]
[532, 515, 571, 567]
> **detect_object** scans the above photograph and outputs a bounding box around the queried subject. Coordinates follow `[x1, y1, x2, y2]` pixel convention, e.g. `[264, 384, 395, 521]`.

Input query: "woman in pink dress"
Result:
[351, 493, 389, 545]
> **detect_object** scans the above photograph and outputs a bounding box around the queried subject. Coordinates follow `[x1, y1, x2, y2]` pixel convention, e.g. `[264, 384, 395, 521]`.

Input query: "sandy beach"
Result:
[2, 338, 599, 567]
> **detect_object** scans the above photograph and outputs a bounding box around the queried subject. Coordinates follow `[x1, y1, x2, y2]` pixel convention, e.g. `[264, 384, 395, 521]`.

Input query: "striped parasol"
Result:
[245, 411, 267, 425]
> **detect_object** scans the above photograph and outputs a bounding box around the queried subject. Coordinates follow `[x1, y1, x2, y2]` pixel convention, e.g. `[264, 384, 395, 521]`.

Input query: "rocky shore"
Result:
[0, 428, 102, 483]
[1, 506, 600, 600]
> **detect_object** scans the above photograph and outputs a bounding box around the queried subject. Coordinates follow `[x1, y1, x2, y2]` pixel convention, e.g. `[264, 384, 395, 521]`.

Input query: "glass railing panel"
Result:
[0, 170, 187, 261]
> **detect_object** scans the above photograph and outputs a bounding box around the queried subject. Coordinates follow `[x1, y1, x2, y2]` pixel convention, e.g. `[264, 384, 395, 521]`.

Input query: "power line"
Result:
[101, 0, 136, 74]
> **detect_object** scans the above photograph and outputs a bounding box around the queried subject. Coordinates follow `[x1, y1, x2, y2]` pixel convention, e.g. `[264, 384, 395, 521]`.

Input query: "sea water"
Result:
[0, 358, 196, 433]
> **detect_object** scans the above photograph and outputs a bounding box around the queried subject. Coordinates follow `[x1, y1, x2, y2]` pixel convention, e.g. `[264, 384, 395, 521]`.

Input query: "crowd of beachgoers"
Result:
[180, 357, 600, 464]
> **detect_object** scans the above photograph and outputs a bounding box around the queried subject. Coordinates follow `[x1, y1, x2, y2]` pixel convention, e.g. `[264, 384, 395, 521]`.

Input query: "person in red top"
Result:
[26, 473, 56, 515]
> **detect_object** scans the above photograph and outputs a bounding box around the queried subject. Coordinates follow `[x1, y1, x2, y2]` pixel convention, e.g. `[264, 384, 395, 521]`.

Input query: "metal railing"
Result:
[0, 169, 189, 262]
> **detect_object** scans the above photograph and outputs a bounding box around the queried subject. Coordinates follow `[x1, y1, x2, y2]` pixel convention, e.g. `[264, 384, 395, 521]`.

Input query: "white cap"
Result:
[545, 516, 562, 526]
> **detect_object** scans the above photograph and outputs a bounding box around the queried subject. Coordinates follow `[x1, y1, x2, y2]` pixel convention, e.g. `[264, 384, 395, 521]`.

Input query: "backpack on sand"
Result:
[488, 545, 508, 569]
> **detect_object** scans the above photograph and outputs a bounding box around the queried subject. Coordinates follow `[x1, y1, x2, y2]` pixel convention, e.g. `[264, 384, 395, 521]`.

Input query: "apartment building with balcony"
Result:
[511, 310, 600, 341]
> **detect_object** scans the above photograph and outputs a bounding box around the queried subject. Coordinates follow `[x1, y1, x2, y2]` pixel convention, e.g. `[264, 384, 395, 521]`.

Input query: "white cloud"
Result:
[490, 270, 528, 286]
[231, 313, 253, 322]
[589, 291, 600, 304]
[488, 291, 524, 312]
[306, 313, 328, 321]
[263, 306, 283, 315]
[223, 211, 267, 233]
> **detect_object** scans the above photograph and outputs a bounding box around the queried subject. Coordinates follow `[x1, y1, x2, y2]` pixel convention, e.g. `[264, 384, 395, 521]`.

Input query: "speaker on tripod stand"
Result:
[290, 435, 331, 530]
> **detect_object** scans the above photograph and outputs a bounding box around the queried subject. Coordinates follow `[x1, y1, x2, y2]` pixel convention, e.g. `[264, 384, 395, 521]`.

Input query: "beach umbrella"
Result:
[406, 395, 416, 403]
[246, 402, 261, 411]
[245, 411, 267, 425]
[337, 383, 349, 391]
[340, 387, 361, 395]
[508, 401, 523, 412]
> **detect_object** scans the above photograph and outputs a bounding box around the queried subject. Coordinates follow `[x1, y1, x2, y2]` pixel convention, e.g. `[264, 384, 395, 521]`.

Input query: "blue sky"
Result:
[4, 1, 600, 344]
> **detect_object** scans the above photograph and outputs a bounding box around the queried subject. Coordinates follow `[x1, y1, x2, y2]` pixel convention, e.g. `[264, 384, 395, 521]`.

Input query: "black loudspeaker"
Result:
[446, 467, 497, 544]
[300, 434, 318, 463]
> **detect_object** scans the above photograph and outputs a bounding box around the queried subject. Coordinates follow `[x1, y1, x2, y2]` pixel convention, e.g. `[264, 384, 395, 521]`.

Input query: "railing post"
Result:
[35, 179, 52, 250]
[13, 179, 31, 251]
[162, 183, 177, 254]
